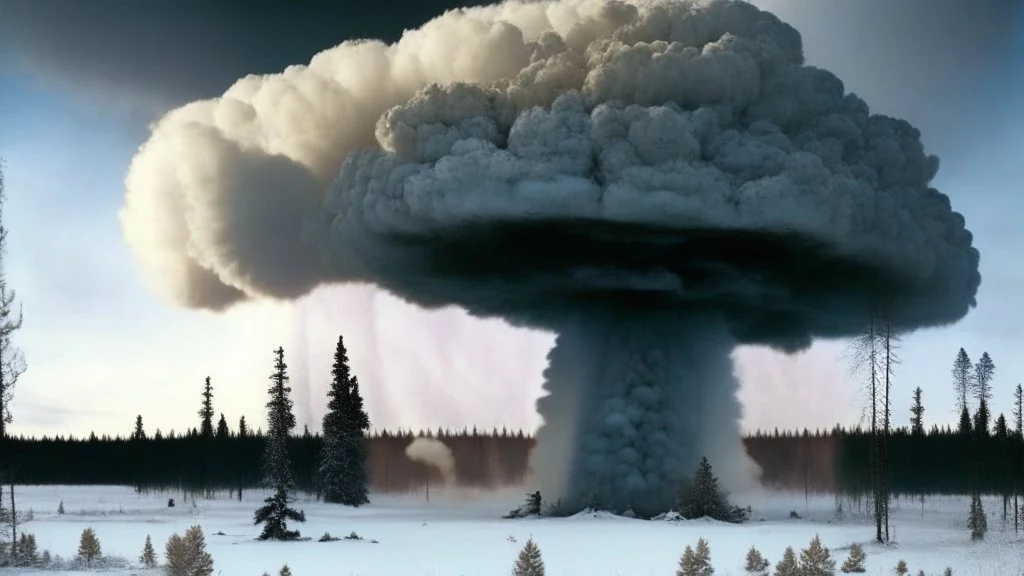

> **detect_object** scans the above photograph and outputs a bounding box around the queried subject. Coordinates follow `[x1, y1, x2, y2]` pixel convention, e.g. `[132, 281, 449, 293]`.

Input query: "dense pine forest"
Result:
[2, 424, 1022, 500]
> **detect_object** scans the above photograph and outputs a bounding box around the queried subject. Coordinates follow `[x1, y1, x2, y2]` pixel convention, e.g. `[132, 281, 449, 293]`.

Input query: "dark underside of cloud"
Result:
[0, 0, 481, 115]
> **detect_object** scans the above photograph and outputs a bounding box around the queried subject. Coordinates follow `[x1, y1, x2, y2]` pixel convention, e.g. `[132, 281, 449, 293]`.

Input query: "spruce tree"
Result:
[139, 534, 156, 568]
[16, 533, 37, 566]
[958, 407, 972, 435]
[774, 547, 800, 576]
[839, 543, 866, 573]
[894, 559, 908, 575]
[974, 399, 990, 440]
[675, 457, 746, 522]
[318, 335, 370, 506]
[182, 525, 214, 576]
[692, 538, 713, 576]
[239, 416, 248, 438]
[909, 388, 924, 435]
[254, 347, 305, 540]
[279, 565, 293, 576]
[216, 414, 229, 439]
[132, 415, 146, 441]
[77, 527, 101, 566]
[744, 545, 769, 576]
[799, 534, 836, 576]
[968, 494, 987, 540]
[199, 377, 214, 439]
[994, 414, 1008, 438]
[513, 537, 545, 576]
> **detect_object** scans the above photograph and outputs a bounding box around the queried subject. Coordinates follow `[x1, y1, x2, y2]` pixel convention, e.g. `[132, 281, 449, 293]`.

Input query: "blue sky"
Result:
[0, 2, 1021, 439]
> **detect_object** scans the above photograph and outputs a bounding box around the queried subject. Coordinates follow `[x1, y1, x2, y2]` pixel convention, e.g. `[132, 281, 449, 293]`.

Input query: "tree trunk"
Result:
[9, 483, 14, 567]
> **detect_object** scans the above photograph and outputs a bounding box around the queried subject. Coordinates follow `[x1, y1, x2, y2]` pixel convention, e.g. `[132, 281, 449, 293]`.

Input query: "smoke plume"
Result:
[405, 437, 457, 484]
[122, 0, 980, 516]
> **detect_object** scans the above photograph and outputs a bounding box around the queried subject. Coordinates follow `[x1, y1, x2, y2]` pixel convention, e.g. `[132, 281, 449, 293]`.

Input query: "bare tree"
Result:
[848, 308, 884, 543]
[0, 161, 25, 442]
[952, 348, 972, 417]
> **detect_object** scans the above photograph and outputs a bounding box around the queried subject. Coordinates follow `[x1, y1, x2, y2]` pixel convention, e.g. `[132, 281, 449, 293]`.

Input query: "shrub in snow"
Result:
[744, 545, 769, 576]
[345, 531, 362, 540]
[40, 549, 51, 566]
[894, 559, 908, 575]
[968, 494, 987, 540]
[774, 546, 800, 576]
[77, 527, 101, 565]
[915, 570, 925, 576]
[57, 500, 64, 514]
[168, 498, 175, 508]
[676, 538, 713, 576]
[318, 531, 339, 542]
[943, 568, 953, 576]
[799, 534, 836, 576]
[674, 457, 749, 523]
[839, 543, 866, 573]
[279, 564, 293, 576]
[140, 534, 157, 568]
[165, 525, 214, 576]
[513, 537, 545, 576]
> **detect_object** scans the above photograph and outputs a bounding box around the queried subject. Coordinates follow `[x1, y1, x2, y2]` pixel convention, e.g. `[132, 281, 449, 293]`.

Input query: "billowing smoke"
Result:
[121, 0, 980, 516]
[405, 437, 457, 484]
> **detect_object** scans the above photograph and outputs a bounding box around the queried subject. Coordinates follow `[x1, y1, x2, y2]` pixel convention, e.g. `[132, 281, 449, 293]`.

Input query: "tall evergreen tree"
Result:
[994, 414, 1008, 439]
[253, 347, 305, 540]
[318, 335, 370, 506]
[132, 415, 146, 441]
[974, 399, 990, 440]
[199, 377, 214, 439]
[238, 416, 248, 439]
[958, 407, 973, 435]
[910, 387, 924, 436]
[1014, 384, 1023, 437]
[973, 352, 995, 403]
[0, 162, 25, 442]
[952, 348, 972, 416]
[216, 414, 229, 440]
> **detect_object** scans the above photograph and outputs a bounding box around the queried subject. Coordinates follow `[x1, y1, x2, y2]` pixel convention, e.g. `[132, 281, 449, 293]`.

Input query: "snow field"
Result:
[4, 486, 1022, 575]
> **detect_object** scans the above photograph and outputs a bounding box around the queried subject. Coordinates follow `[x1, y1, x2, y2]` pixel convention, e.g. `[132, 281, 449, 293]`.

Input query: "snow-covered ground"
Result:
[2, 485, 1021, 575]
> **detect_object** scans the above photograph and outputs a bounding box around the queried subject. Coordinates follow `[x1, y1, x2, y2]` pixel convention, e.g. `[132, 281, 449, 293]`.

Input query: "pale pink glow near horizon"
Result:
[288, 285, 857, 436]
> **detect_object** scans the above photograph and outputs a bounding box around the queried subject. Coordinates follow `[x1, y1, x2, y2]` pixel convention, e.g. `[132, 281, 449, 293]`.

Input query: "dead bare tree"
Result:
[0, 161, 25, 443]
[848, 308, 883, 543]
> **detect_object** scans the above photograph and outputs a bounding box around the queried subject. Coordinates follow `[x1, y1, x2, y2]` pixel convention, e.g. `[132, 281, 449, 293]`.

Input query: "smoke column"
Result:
[121, 0, 980, 516]
[405, 437, 457, 485]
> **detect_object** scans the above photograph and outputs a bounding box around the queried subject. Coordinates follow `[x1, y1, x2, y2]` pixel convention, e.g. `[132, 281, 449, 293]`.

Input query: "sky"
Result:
[0, 0, 1021, 440]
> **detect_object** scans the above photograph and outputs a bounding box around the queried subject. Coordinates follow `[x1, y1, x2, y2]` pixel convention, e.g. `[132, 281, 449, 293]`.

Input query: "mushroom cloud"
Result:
[122, 0, 981, 517]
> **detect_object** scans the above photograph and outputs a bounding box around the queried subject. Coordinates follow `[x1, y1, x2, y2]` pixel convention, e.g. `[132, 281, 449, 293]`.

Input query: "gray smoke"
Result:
[121, 0, 980, 516]
[405, 437, 458, 484]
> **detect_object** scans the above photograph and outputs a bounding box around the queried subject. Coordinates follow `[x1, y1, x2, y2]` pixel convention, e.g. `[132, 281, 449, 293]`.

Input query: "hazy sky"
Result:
[0, 0, 1021, 439]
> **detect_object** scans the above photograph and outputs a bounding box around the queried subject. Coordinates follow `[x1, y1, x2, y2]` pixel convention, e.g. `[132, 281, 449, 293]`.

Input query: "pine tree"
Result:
[216, 414, 229, 439]
[774, 546, 800, 576]
[675, 457, 746, 522]
[839, 542, 866, 573]
[40, 549, 50, 566]
[182, 525, 214, 576]
[139, 534, 156, 568]
[958, 407, 972, 435]
[513, 537, 545, 576]
[57, 500, 64, 515]
[799, 534, 836, 576]
[254, 347, 305, 540]
[952, 348, 972, 416]
[744, 545, 769, 576]
[239, 416, 248, 438]
[0, 162, 26, 441]
[279, 565, 293, 576]
[994, 414, 1008, 438]
[894, 559, 908, 575]
[1015, 385, 1023, 437]
[909, 387, 924, 435]
[318, 335, 370, 506]
[165, 533, 186, 576]
[77, 527, 101, 565]
[973, 352, 995, 404]
[132, 415, 146, 441]
[678, 545, 697, 576]
[199, 377, 214, 439]
[968, 493, 987, 540]
[692, 538, 713, 576]
[974, 399, 990, 440]
[16, 532, 37, 566]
